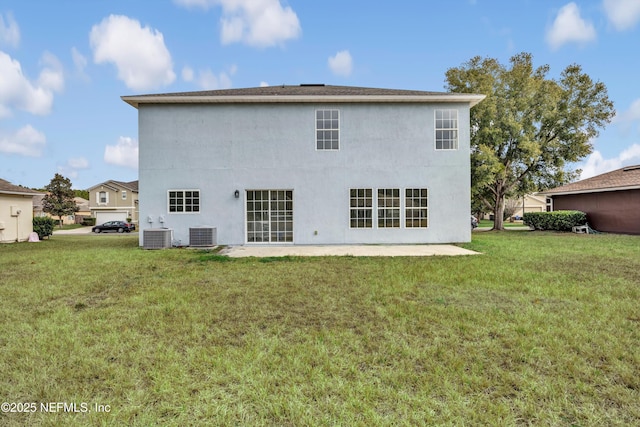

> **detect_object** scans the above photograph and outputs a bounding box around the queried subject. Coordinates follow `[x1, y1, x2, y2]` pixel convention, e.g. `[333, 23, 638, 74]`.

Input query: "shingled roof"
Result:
[88, 180, 138, 192]
[0, 179, 42, 196]
[122, 84, 485, 108]
[544, 165, 640, 195]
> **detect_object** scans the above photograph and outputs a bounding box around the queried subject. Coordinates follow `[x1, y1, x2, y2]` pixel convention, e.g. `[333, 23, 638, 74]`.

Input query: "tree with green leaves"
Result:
[42, 173, 78, 228]
[446, 53, 615, 230]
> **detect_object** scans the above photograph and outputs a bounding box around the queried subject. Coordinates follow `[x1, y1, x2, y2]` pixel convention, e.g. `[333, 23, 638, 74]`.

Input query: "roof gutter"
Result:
[121, 94, 486, 109]
[543, 185, 640, 196]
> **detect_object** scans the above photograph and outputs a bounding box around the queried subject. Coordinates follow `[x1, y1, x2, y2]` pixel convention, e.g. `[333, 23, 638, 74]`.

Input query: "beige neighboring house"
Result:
[482, 193, 548, 220]
[0, 179, 42, 243]
[510, 193, 548, 218]
[33, 195, 90, 225]
[88, 180, 139, 225]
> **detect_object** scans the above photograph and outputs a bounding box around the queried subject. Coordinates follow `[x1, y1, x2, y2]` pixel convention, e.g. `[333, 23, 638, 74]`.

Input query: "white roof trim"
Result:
[543, 185, 640, 196]
[122, 94, 486, 109]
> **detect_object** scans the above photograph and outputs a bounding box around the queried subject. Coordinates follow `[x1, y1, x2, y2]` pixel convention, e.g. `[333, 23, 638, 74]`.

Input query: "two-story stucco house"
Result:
[88, 180, 139, 225]
[121, 85, 484, 246]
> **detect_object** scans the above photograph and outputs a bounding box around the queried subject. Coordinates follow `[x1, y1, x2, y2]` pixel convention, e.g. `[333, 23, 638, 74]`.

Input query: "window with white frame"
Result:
[168, 190, 200, 213]
[405, 188, 428, 228]
[435, 109, 458, 150]
[350, 188, 372, 228]
[377, 188, 400, 228]
[122, 191, 127, 200]
[98, 191, 108, 204]
[316, 109, 339, 150]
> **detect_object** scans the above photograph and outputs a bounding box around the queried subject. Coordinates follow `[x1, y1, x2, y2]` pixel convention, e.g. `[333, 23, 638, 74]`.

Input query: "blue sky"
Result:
[1, 0, 640, 190]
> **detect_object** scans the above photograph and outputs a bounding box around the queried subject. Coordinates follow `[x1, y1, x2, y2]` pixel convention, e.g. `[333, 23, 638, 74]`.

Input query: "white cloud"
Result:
[38, 52, 64, 92]
[580, 143, 640, 178]
[603, 0, 640, 30]
[259, 81, 269, 87]
[610, 98, 640, 137]
[182, 66, 195, 82]
[0, 51, 63, 117]
[90, 15, 175, 91]
[328, 50, 353, 77]
[614, 98, 640, 124]
[0, 12, 20, 48]
[71, 47, 89, 80]
[58, 157, 90, 179]
[182, 64, 235, 89]
[104, 136, 138, 169]
[67, 157, 89, 169]
[175, 0, 301, 47]
[546, 3, 596, 50]
[0, 125, 46, 157]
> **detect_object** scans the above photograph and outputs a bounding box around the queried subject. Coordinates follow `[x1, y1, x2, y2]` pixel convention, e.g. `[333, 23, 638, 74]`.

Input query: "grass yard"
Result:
[1, 232, 639, 426]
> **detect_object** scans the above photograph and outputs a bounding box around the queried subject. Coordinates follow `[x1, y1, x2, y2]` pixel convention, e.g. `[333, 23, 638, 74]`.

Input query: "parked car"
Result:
[92, 221, 135, 233]
[471, 215, 479, 229]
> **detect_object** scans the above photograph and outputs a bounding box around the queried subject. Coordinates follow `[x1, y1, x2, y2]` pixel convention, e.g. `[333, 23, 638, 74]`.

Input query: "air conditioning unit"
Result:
[143, 228, 172, 249]
[189, 227, 217, 247]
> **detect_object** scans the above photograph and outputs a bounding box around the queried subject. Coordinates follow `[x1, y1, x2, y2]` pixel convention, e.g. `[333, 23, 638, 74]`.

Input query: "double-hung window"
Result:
[316, 109, 339, 150]
[435, 109, 458, 150]
[377, 189, 400, 228]
[98, 191, 108, 204]
[168, 190, 200, 213]
[350, 189, 372, 228]
[405, 188, 428, 228]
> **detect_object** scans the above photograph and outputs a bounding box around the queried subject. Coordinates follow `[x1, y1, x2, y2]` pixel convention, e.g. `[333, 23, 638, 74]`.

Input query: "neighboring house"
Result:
[122, 84, 484, 246]
[74, 197, 91, 223]
[543, 165, 640, 234]
[481, 193, 548, 221]
[0, 179, 41, 243]
[33, 195, 90, 225]
[88, 180, 139, 225]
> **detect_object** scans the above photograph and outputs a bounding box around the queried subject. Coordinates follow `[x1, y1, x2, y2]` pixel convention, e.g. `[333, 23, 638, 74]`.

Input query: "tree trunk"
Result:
[493, 193, 506, 230]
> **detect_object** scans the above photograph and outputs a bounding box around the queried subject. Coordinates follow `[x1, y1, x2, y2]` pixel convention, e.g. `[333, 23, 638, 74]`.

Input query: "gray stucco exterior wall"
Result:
[137, 102, 472, 245]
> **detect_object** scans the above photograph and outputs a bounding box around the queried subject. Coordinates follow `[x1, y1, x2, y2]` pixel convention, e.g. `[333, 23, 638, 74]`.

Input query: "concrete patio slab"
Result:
[220, 244, 479, 258]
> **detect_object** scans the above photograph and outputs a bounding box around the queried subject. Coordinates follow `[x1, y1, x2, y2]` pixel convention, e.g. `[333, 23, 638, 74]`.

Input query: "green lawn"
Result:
[1, 232, 638, 426]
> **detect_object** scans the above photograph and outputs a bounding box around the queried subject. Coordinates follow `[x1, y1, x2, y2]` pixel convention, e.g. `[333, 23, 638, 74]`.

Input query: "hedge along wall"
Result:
[523, 210, 587, 232]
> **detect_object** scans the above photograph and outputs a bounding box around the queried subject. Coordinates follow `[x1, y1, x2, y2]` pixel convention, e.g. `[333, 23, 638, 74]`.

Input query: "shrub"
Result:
[523, 210, 587, 232]
[33, 217, 56, 239]
[82, 217, 96, 226]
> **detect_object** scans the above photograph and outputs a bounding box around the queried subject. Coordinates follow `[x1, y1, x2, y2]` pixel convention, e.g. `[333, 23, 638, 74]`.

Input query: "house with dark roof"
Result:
[87, 180, 139, 225]
[122, 84, 484, 246]
[0, 179, 42, 243]
[543, 165, 640, 234]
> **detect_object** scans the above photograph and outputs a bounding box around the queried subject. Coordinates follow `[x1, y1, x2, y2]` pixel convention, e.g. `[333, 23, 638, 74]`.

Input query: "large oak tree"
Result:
[446, 53, 615, 230]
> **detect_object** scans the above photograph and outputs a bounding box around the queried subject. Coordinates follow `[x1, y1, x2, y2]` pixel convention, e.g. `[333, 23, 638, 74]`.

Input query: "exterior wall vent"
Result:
[143, 228, 172, 249]
[189, 227, 217, 247]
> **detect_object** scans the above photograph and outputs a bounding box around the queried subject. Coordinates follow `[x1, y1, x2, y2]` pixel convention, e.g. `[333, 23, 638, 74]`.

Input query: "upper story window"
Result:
[169, 190, 200, 213]
[435, 109, 458, 150]
[98, 191, 108, 204]
[316, 109, 339, 150]
[122, 191, 127, 200]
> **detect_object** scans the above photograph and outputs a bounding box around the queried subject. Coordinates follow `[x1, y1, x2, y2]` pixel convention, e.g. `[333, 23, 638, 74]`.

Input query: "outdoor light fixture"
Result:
[234, 190, 240, 198]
